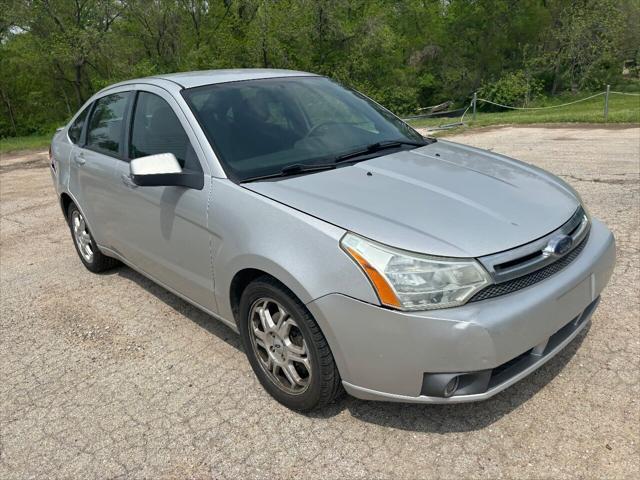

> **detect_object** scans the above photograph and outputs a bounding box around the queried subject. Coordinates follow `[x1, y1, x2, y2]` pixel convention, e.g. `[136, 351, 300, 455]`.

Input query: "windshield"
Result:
[182, 76, 425, 182]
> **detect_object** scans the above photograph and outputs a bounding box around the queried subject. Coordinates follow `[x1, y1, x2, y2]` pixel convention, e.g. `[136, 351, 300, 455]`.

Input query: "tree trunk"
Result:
[317, 5, 326, 66]
[551, 61, 562, 95]
[61, 88, 72, 116]
[569, 59, 578, 94]
[262, 38, 269, 68]
[73, 63, 84, 108]
[260, 0, 269, 68]
[0, 87, 18, 136]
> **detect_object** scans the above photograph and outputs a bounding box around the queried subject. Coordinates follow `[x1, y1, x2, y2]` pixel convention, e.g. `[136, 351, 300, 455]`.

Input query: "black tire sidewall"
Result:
[238, 279, 325, 411]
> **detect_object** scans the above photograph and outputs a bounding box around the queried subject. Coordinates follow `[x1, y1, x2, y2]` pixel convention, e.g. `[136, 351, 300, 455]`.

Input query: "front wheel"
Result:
[238, 276, 343, 411]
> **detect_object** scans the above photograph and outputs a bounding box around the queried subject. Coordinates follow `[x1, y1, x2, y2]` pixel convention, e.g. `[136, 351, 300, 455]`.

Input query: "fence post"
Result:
[472, 92, 477, 121]
[604, 84, 610, 121]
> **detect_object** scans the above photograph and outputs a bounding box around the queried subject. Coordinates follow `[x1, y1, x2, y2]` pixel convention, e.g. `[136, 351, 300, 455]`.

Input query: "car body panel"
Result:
[70, 146, 125, 249]
[50, 128, 73, 191]
[108, 173, 217, 312]
[244, 139, 580, 257]
[208, 179, 379, 322]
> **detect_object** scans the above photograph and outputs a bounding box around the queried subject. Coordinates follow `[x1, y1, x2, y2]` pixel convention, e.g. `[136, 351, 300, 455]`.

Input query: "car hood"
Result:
[243, 140, 580, 257]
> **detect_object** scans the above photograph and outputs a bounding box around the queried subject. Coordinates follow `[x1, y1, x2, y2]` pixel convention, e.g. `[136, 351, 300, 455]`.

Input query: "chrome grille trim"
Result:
[469, 232, 589, 302]
[477, 206, 590, 284]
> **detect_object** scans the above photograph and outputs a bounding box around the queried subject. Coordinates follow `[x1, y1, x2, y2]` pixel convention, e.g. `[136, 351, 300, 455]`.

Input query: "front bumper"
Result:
[306, 218, 616, 403]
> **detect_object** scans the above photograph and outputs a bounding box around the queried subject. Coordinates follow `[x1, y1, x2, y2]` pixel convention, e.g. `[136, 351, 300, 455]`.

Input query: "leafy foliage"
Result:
[0, 0, 638, 138]
[479, 71, 544, 107]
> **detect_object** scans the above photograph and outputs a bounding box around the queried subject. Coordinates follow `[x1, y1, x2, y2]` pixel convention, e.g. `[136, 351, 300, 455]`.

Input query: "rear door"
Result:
[69, 90, 134, 249]
[110, 86, 216, 312]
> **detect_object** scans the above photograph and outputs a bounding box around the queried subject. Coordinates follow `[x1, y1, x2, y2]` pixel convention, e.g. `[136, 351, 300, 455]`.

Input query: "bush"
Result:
[478, 71, 543, 108]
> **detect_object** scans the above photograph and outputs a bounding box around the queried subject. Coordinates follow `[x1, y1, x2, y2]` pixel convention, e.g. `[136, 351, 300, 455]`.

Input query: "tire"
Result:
[67, 203, 119, 273]
[238, 276, 343, 411]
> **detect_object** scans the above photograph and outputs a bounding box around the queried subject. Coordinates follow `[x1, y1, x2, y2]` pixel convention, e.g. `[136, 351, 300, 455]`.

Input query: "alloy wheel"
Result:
[71, 209, 94, 263]
[248, 297, 311, 394]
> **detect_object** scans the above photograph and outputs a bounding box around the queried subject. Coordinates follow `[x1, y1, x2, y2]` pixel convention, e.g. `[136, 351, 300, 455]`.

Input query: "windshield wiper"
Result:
[241, 139, 429, 183]
[241, 163, 336, 183]
[335, 139, 428, 163]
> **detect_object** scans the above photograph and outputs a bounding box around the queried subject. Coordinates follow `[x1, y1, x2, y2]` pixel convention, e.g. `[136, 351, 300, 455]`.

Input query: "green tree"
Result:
[0, 0, 636, 138]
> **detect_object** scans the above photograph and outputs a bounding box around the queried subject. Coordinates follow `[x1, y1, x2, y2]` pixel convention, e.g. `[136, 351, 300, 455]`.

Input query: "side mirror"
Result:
[129, 153, 203, 189]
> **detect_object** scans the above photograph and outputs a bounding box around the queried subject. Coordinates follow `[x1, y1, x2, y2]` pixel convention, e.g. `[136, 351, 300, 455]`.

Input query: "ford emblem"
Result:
[543, 234, 574, 257]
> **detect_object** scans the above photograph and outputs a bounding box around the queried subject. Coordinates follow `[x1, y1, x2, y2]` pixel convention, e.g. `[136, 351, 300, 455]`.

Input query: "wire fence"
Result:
[404, 85, 640, 130]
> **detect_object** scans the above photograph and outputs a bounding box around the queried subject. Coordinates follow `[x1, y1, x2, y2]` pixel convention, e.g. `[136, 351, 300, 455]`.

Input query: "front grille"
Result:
[469, 232, 589, 303]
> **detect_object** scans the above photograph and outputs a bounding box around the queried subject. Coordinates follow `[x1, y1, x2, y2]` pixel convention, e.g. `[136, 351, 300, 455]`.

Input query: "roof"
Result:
[152, 69, 317, 89]
[96, 69, 318, 97]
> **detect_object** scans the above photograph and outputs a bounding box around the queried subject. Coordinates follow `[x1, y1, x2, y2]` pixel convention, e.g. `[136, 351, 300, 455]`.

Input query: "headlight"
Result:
[341, 233, 491, 311]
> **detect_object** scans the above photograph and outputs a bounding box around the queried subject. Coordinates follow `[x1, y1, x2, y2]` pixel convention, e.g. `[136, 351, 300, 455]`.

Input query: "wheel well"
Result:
[60, 193, 73, 220]
[229, 268, 275, 320]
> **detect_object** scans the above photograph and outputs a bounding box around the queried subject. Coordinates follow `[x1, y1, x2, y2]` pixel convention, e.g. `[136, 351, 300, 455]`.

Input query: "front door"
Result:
[110, 88, 216, 313]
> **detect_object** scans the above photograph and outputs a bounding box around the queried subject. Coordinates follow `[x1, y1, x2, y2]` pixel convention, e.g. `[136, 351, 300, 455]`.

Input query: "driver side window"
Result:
[129, 92, 202, 172]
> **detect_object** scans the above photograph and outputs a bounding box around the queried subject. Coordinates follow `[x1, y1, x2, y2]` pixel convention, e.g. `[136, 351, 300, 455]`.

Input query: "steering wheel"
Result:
[305, 121, 354, 138]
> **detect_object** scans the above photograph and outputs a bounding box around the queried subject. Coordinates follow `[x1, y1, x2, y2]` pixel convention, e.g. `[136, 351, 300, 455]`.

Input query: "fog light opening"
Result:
[444, 376, 460, 398]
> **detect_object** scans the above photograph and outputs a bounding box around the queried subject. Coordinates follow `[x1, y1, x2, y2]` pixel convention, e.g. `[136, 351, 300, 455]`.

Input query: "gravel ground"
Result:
[1, 125, 639, 479]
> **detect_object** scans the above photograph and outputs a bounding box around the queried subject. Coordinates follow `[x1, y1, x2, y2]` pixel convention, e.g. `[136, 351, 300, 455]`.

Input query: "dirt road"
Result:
[1, 125, 638, 479]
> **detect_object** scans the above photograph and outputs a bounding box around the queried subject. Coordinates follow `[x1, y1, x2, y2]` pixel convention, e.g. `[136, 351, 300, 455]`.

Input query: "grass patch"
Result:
[408, 91, 640, 132]
[0, 133, 53, 155]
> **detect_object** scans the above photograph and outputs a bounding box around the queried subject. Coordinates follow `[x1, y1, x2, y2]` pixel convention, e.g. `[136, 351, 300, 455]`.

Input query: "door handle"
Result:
[73, 152, 86, 165]
[121, 174, 138, 189]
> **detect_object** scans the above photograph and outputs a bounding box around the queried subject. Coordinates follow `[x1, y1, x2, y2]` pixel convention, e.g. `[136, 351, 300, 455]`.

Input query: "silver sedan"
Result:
[49, 69, 615, 411]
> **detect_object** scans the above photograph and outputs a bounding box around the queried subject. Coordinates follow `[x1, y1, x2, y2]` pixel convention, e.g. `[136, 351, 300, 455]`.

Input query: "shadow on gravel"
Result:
[115, 266, 243, 352]
[113, 263, 589, 433]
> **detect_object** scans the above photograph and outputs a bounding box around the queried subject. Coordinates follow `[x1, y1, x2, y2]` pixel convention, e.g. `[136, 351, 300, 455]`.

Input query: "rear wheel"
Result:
[67, 203, 119, 273]
[239, 276, 342, 411]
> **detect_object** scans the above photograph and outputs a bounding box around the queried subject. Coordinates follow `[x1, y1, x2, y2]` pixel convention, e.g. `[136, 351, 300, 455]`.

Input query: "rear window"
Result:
[68, 105, 91, 144]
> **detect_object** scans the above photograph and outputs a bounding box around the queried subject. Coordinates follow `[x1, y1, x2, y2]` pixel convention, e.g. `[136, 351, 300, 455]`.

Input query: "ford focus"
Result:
[49, 69, 616, 411]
